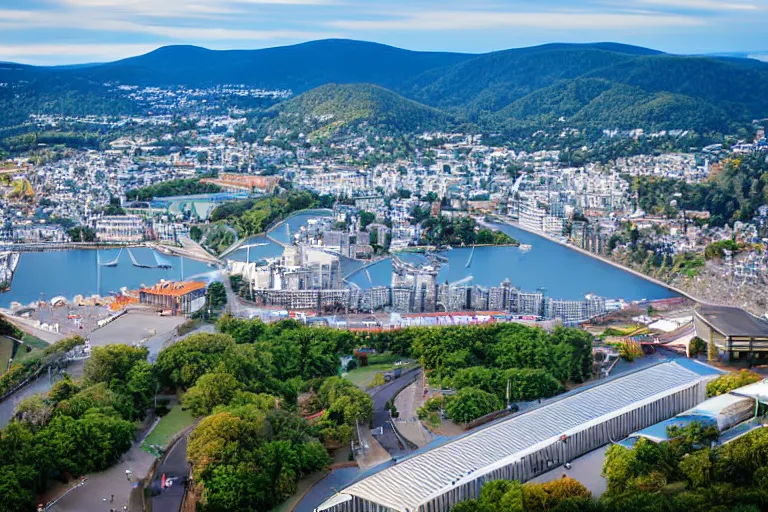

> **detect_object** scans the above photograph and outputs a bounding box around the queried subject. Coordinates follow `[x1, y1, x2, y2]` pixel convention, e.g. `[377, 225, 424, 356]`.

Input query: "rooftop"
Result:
[319, 361, 714, 512]
[140, 280, 206, 297]
[695, 305, 768, 339]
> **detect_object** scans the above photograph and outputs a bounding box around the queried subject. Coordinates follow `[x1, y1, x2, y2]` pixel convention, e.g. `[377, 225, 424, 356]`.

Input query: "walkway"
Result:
[45, 438, 155, 512]
[148, 433, 191, 512]
[368, 369, 421, 458]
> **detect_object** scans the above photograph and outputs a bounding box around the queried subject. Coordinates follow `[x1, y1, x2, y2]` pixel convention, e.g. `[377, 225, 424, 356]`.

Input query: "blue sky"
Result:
[1, 0, 766, 65]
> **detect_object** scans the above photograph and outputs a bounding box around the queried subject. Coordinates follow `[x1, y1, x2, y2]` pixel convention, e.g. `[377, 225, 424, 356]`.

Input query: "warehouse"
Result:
[316, 361, 718, 512]
[694, 305, 768, 362]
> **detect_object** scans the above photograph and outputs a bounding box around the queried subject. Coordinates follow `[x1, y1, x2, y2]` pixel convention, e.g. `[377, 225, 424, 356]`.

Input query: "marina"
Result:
[0, 248, 212, 308]
[348, 224, 679, 302]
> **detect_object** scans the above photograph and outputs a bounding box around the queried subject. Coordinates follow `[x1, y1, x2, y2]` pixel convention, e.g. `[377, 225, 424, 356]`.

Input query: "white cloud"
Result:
[0, 43, 160, 64]
[0, 9, 337, 41]
[633, 0, 759, 11]
[54, 0, 337, 17]
[327, 10, 706, 31]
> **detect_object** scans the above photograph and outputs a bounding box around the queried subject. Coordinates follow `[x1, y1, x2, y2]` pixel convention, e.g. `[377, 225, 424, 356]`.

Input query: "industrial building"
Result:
[619, 378, 768, 449]
[694, 305, 768, 362]
[316, 361, 718, 512]
[139, 280, 207, 315]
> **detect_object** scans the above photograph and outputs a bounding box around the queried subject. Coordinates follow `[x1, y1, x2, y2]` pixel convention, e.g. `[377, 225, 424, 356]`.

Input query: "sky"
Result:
[0, 0, 767, 65]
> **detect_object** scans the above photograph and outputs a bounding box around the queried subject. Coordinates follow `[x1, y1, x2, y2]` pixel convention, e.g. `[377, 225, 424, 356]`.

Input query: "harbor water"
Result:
[1, 248, 212, 308]
[1, 214, 676, 308]
[347, 223, 677, 302]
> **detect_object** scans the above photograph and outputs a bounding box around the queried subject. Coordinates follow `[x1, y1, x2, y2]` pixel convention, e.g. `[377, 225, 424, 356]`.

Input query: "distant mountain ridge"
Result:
[2, 39, 768, 134]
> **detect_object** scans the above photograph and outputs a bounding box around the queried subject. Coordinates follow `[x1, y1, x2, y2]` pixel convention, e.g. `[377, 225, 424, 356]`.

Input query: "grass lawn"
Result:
[142, 405, 196, 451]
[0, 336, 14, 373]
[345, 362, 414, 389]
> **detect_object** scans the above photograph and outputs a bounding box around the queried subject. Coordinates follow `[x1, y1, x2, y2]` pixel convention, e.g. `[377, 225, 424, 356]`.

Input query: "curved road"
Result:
[368, 368, 421, 458]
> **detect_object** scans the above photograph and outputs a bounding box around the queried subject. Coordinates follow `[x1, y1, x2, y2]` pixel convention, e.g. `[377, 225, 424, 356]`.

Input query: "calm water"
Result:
[228, 210, 333, 262]
[2, 248, 212, 307]
[2, 216, 675, 308]
[348, 224, 676, 302]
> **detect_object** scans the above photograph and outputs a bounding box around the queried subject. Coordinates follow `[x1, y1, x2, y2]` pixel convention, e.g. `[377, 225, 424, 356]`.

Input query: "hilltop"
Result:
[263, 83, 452, 137]
[2, 39, 768, 134]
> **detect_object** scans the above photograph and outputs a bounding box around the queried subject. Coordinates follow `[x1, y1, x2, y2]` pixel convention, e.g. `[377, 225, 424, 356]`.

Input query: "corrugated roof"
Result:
[695, 305, 768, 338]
[322, 362, 708, 512]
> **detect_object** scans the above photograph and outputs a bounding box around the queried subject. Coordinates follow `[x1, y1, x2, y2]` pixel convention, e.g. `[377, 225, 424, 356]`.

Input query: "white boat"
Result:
[519, 244, 532, 252]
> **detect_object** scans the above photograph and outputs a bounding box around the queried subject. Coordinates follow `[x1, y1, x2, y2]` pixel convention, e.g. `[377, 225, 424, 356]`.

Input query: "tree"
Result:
[359, 211, 376, 229]
[154, 333, 236, 389]
[207, 282, 227, 310]
[445, 387, 502, 424]
[679, 449, 712, 488]
[84, 344, 148, 388]
[184, 372, 242, 416]
[189, 225, 203, 242]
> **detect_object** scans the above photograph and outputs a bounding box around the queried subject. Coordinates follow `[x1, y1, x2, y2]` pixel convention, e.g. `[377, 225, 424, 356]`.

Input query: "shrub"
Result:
[706, 371, 762, 397]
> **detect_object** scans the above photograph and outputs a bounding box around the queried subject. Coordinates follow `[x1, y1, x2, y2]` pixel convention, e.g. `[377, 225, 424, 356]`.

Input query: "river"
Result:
[348, 223, 677, 302]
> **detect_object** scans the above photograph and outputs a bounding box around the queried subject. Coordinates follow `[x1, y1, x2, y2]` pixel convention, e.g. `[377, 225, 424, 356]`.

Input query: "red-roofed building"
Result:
[139, 280, 207, 316]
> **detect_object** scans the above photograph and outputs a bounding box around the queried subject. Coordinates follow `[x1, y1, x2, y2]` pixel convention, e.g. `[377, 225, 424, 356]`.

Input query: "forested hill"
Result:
[259, 83, 453, 136]
[48, 39, 473, 91]
[3, 39, 768, 134]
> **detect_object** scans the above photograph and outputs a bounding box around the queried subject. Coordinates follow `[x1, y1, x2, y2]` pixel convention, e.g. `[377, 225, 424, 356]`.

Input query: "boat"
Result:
[519, 244, 532, 252]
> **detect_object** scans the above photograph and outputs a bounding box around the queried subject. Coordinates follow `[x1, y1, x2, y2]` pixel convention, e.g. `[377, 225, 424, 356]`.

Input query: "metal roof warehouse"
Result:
[694, 305, 768, 362]
[317, 361, 719, 512]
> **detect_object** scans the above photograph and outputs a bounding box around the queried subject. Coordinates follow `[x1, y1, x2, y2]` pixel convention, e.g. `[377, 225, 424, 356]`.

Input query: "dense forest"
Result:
[419, 216, 519, 247]
[126, 178, 221, 202]
[633, 154, 768, 226]
[3, 40, 768, 135]
[260, 83, 453, 138]
[209, 190, 333, 237]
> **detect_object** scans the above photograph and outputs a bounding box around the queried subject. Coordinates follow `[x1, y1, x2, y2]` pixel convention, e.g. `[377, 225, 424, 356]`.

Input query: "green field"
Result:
[0, 336, 14, 374]
[345, 362, 414, 389]
[142, 405, 196, 452]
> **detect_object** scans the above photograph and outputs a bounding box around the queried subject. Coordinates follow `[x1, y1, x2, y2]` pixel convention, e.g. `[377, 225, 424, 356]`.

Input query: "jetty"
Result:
[465, 245, 475, 268]
[126, 248, 154, 269]
[97, 248, 122, 267]
[152, 250, 173, 269]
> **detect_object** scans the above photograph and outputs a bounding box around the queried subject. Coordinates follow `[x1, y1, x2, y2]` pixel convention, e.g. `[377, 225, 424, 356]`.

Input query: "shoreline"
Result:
[494, 218, 704, 304]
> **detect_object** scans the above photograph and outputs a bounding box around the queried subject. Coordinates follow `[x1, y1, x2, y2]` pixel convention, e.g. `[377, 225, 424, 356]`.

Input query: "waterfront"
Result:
[0, 248, 212, 308]
[227, 210, 333, 261]
[348, 223, 678, 302]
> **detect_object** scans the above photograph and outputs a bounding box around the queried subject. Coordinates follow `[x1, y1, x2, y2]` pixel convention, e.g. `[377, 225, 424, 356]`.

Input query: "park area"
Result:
[343, 353, 415, 389]
[142, 404, 196, 455]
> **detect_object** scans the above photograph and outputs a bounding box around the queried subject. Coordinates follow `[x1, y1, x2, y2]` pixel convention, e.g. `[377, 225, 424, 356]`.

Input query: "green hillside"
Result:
[266, 83, 453, 136]
[2, 40, 768, 135]
[495, 78, 730, 132]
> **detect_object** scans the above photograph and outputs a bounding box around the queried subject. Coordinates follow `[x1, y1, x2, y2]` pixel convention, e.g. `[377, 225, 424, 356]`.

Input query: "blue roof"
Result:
[667, 357, 724, 377]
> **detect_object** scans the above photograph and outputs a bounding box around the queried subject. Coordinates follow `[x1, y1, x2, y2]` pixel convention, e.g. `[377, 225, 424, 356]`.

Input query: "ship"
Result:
[519, 244, 532, 253]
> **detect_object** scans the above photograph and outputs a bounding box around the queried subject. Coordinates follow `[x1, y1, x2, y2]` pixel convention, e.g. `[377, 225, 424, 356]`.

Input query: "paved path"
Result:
[367, 369, 421, 458]
[148, 434, 191, 512]
[294, 467, 360, 512]
[46, 440, 155, 512]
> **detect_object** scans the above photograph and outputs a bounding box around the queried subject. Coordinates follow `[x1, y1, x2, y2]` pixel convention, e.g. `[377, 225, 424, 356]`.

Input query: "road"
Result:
[45, 437, 155, 512]
[148, 433, 192, 512]
[368, 368, 421, 458]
